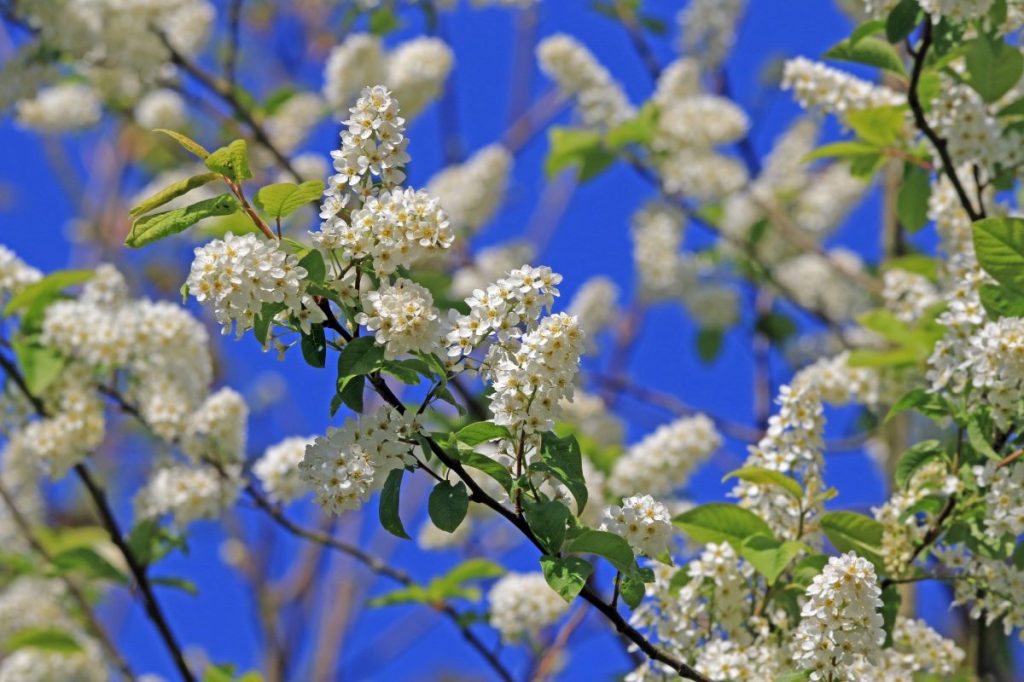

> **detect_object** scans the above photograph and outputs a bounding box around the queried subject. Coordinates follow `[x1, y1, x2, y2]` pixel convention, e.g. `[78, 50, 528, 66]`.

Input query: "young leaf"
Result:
[125, 194, 239, 248]
[151, 576, 199, 596]
[566, 529, 637, 576]
[153, 128, 210, 159]
[4, 269, 93, 315]
[738, 534, 806, 585]
[545, 127, 615, 182]
[205, 139, 253, 182]
[379, 468, 410, 539]
[51, 546, 128, 585]
[12, 340, 65, 395]
[846, 106, 906, 147]
[540, 555, 593, 603]
[803, 140, 881, 162]
[894, 439, 945, 489]
[824, 36, 906, 75]
[965, 34, 1024, 103]
[454, 421, 512, 446]
[255, 180, 325, 220]
[300, 324, 327, 368]
[896, 164, 931, 232]
[337, 336, 385, 378]
[819, 511, 885, 568]
[618, 571, 646, 608]
[673, 503, 773, 549]
[605, 102, 658, 149]
[722, 467, 803, 500]
[129, 172, 221, 218]
[884, 387, 948, 423]
[973, 217, 1024, 293]
[5, 628, 82, 654]
[427, 480, 469, 533]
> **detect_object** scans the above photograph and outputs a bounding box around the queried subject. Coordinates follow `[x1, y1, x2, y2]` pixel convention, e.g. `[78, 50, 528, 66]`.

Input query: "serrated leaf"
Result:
[4, 269, 93, 315]
[673, 503, 773, 549]
[255, 180, 325, 220]
[540, 555, 593, 603]
[379, 468, 410, 539]
[130, 172, 220, 218]
[819, 511, 885, 569]
[125, 194, 239, 248]
[205, 139, 253, 182]
[894, 439, 945, 489]
[973, 217, 1024, 293]
[428, 481, 469, 533]
[153, 128, 210, 159]
[979, 283, 1024, 319]
[454, 421, 512, 446]
[337, 336, 384, 378]
[723, 467, 803, 500]
[897, 164, 931, 232]
[824, 36, 906, 75]
[964, 35, 1024, 103]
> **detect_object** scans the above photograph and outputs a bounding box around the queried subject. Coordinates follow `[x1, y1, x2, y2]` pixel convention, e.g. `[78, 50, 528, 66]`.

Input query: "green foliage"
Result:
[738, 535, 806, 585]
[973, 217, 1024, 293]
[337, 336, 385, 378]
[964, 34, 1024, 103]
[885, 0, 920, 43]
[379, 468, 410, 539]
[723, 467, 803, 500]
[205, 139, 253, 182]
[846, 106, 906, 147]
[453, 421, 512, 446]
[979, 283, 1024, 319]
[51, 546, 127, 585]
[298, 249, 327, 285]
[881, 584, 902, 646]
[896, 165, 931, 232]
[565, 529, 637, 577]
[5, 628, 82, 654]
[369, 7, 400, 34]
[819, 511, 886, 569]
[673, 503, 773, 549]
[524, 499, 571, 553]
[696, 327, 724, 363]
[755, 312, 798, 343]
[4, 269, 93, 316]
[129, 172, 221, 219]
[427, 480, 469, 533]
[12, 339, 65, 394]
[451, 447, 513, 493]
[848, 307, 944, 368]
[824, 36, 906, 75]
[127, 519, 188, 567]
[885, 387, 949, 423]
[540, 555, 593, 602]
[533, 432, 588, 513]
[125, 194, 240, 248]
[300, 324, 327, 368]
[894, 439, 946, 489]
[151, 576, 199, 596]
[605, 102, 658, 149]
[618, 571, 647, 608]
[331, 375, 365, 416]
[253, 301, 287, 346]
[153, 128, 210, 159]
[255, 180, 325, 220]
[545, 127, 615, 182]
[370, 559, 504, 608]
[803, 140, 881, 163]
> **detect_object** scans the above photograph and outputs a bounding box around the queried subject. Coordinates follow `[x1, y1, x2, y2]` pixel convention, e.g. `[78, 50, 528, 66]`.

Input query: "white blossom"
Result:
[601, 494, 673, 558]
[487, 572, 568, 642]
[254, 435, 317, 503]
[426, 144, 512, 232]
[537, 34, 633, 129]
[356, 278, 443, 358]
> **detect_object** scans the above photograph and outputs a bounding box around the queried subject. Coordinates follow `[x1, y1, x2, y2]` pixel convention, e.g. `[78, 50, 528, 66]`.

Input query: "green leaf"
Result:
[803, 140, 881, 162]
[979, 283, 1024, 319]
[884, 387, 948, 423]
[332, 375, 365, 416]
[452, 448, 513, 492]
[428, 481, 469, 533]
[755, 312, 798, 343]
[369, 7, 400, 34]
[967, 416, 1000, 461]
[883, 254, 938, 281]
[850, 19, 886, 46]
[130, 172, 221, 218]
[566, 529, 637, 576]
[151, 576, 199, 596]
[673, 503, 773, 549]
[739, 534, 806, 585]
[819, 511, 885, 569]
[894, 440, 946, 489]
[51, 546, 127, 584]
[205, 139, 253, 182]
[885, 0, 920, 43]
[5, 628, 82, 654]
[824, 36, 906, 75]
[964, 34, 1024, 103]
[846, 106, 906, 147]
[153, 128, 210, 159]
[125, 194, 239, 248]
[524, 499, 571, 553]
[973, 217, 1024, 293]
[897, 165, 931, 232]
[300, 324, 327, 368]
[540, 555, 593, 603]
[722, 467, 803, 500]
[619, 571, 646, 608]
[537, 432, 588, 513]
[338, 336, 385, 378]
[881, 584, 901, 646]
[436, 558, 505, 587]
[379, 468, 410, 539]
[203, 665, 235, 682]
[606, 102, 658, 149]
[545, 127, 615, 183]
[298, 249, 326, 285]
[4, 269, 93, 315]
[126, 519, 187, 566]
[253, 301, 287, 346]
[255, 180, 325, 220]
[774, 672, 811, 682]
[696, 327, 724, 363]
[454, 421, 512, 446]
[12, 340, 65, 395]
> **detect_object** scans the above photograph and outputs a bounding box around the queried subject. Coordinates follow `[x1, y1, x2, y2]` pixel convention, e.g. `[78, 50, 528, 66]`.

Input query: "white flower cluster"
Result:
[322, 34, 453, 118]
[653, 58, 701, 107]
[488, 312, 584, 434]
[418, 514, 473, 550]
[918, 0, 996, 21]
[694, 639, 784, 682]
[958, 316, 1024, 428]
[537, 34, 634, 129]
[356, 278, 443, 358]
[782, 57, 905, 117]
[559, 391, 625, 448]
[134, 463, 240, 527]
[734, 353, 877, 538]
[792, 552, 885, 681]
[0, 245, 41, 299]
[929, 79, 1019, 173]
[775, 249, 871, 321]
[601, 494, 673, 558]
[253, 435, 317, 503]
[134, 88, 187, 131]
[186, 231, 323, 338]
[451, 242, 535, 299]
[631, 201, 687, 301]
[609, 414, 721, 498]
[974, 461, 1024, 540]
[314, 186, 454, 275]
[180, 387, 248, 465]
[300, 406, 419, 514]
[15, 82, 102, 132]
[936, 545, 1024, 637]
[850, 616, 965, 679]
[677, 0, 746, 69]
[265, 92, 325, 155]
[567, 276, 619, 350]
[426, 144, 513, 232]
[487, 572, 568, 642]
[882, 268, 940, 323]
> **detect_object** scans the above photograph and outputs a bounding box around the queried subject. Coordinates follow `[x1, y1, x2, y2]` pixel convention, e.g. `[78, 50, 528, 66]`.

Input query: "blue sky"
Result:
[3, 1, 1010, 679]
